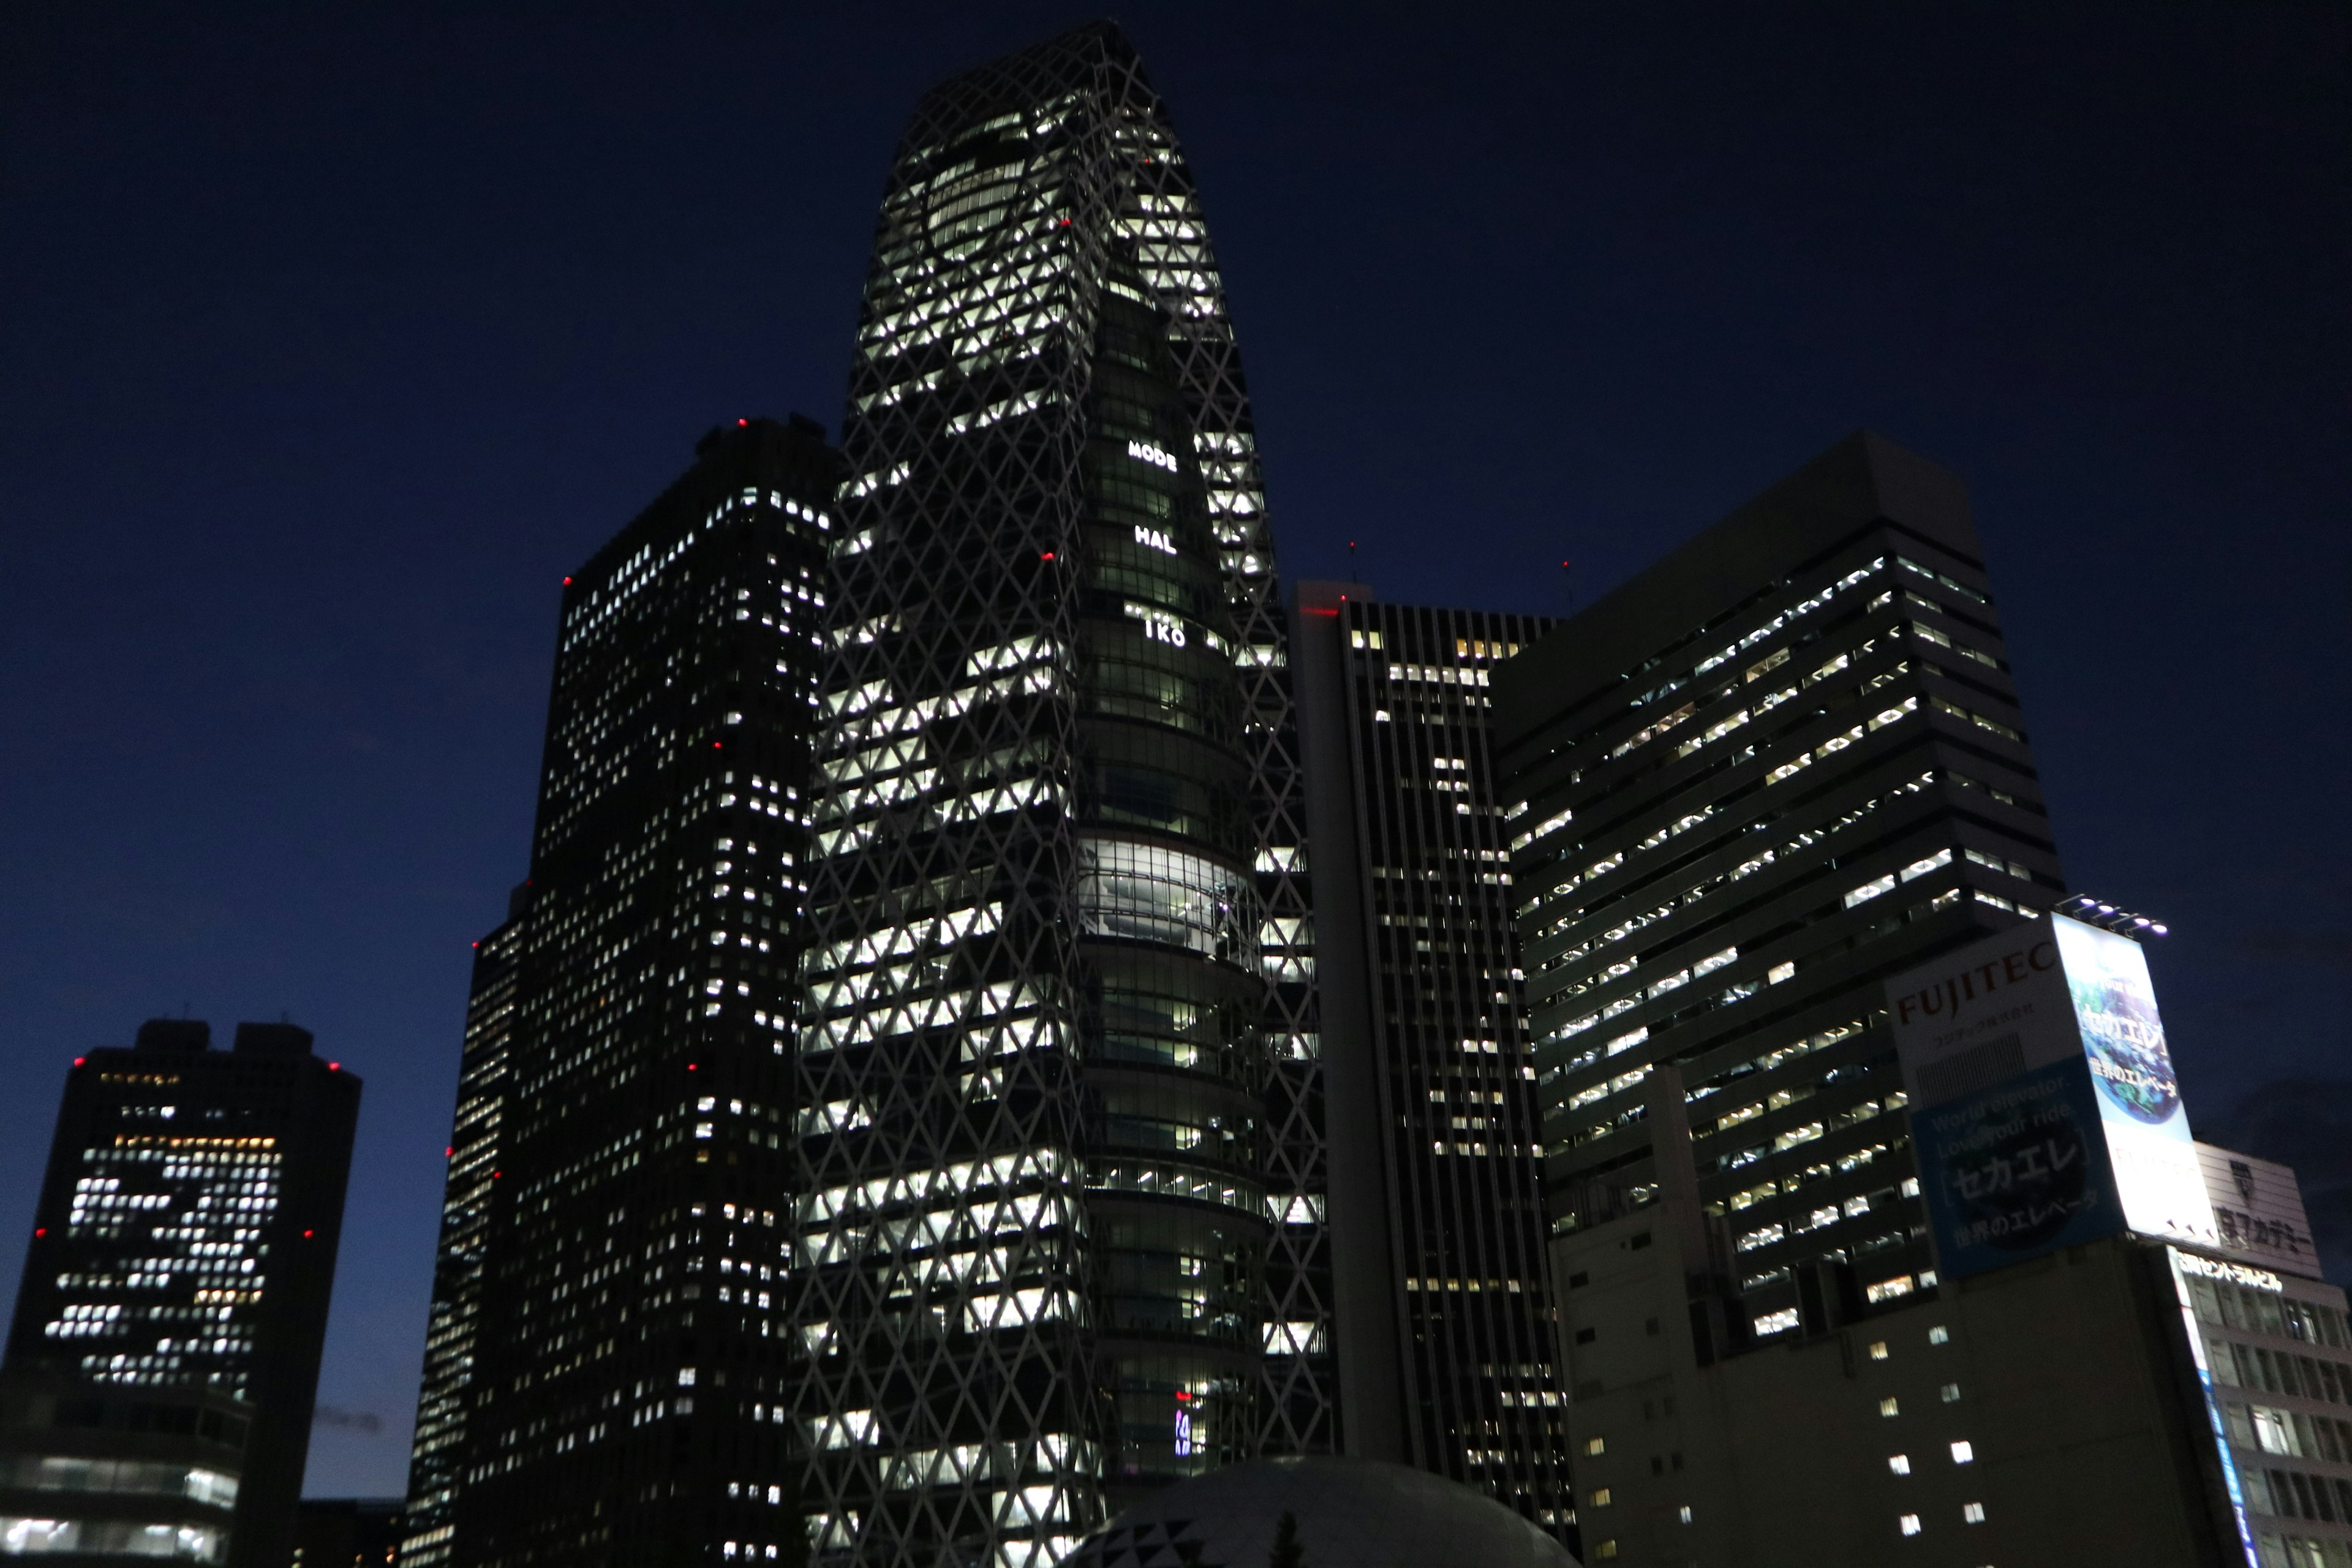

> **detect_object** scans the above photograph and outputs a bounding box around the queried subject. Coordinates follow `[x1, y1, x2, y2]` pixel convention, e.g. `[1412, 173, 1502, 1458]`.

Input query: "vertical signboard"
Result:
[1886, 913, 2215, 1281]
[2054, 916, 2215, 1246]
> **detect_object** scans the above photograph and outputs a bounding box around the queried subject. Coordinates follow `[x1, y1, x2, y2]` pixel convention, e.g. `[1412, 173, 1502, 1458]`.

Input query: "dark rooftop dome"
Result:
[1063, 1457, 1580, 1568]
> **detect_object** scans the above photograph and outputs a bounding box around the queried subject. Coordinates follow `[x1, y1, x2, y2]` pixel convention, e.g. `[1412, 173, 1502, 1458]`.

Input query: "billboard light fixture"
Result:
[2056, 892, 2168, 941]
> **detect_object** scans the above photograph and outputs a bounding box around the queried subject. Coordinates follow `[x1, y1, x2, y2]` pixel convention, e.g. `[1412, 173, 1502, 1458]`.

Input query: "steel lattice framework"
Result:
[790, 23, 1329, 1568]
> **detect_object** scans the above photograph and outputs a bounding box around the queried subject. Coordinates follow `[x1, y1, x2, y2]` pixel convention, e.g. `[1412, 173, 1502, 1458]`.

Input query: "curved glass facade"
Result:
[1075, 276, 1270, 1498]
[790, 24, 1322, 1568]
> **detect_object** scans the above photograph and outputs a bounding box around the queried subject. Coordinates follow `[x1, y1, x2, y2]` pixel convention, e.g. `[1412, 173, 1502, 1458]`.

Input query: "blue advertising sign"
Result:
[1907, 1056, 2126, 1280]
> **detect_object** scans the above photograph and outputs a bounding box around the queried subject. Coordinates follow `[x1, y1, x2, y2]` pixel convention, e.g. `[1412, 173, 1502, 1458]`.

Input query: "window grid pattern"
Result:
[434, 420, 836, 1568]
[42, 1136, 282, 1393]
[1333, 601, 1574, 1534]
[2188, 1268, 2352, 1562]
[1501, 515, 2069, 1336]
[6, 1028, 358, 1568]
[396, 916, 518, 1568]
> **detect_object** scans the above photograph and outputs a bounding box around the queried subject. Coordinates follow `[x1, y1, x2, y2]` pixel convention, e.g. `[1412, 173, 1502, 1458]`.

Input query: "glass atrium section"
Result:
[433, 418, 838, 1568]
[793, 24, 1321, 1568]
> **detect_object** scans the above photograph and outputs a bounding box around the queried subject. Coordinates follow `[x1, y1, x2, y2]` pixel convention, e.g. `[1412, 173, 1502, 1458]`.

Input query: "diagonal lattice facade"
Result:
[789, 24, 1327, 1568]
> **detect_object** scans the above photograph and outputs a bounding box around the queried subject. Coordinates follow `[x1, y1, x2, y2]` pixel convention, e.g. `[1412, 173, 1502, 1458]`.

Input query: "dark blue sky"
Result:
[4, 1, 2346, 1500]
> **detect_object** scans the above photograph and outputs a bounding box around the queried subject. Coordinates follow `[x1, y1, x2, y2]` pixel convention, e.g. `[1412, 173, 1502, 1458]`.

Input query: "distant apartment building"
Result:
[1, 1019, 361, 1568]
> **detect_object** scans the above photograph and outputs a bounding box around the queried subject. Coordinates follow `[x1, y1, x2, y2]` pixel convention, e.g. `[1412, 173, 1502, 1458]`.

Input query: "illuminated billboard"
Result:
[1887, 913, 2215, 1280]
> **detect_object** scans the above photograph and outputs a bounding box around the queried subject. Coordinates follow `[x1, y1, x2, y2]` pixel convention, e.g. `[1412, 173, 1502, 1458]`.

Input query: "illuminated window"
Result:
[1950, 1440, 1973, 1464]
[1927, 1324, 1950, 1345]
[1899, 1513, 1921, 1536]
[1940, 1383, 1961, 1403]
[1879, 1398, 1899, 1418]
[1868, 1341, 1889, 1360]
[1962, 1502, 1985, 1523]
[1583, 1436, 1605, 1456]
[1888, 1454, 1910, 1475]
[1076, 839, 1257, 959]
[1589, 1488, 1612, 1507]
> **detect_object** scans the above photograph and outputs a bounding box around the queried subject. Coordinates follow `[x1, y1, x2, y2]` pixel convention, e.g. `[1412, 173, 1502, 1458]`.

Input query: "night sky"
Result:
[5, 1, 2346, 1501]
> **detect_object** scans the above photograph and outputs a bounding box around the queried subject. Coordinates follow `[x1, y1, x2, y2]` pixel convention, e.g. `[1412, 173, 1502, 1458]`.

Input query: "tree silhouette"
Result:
[1268, 1510, 1305, 1568]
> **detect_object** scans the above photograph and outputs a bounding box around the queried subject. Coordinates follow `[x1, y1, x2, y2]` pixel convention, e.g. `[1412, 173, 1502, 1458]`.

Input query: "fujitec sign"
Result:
[1886, 913, 2214, 1280]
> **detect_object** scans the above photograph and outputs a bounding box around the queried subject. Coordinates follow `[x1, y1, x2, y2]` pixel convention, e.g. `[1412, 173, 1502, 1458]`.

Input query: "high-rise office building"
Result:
[1487, 430, 2347, 1564]
[1, 1019, 360, 1568]
[421, 416, 839, 1568]
[396, 898, 520, 1568]
[788, 25, 1322, 1565]
[1287, 581, 1572, 1532]
[1494, 431, 2066, 1341]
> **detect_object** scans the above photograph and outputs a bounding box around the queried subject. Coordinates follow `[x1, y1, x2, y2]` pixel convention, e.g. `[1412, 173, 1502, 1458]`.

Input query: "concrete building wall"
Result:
[1555, 1194, 2234, 1566]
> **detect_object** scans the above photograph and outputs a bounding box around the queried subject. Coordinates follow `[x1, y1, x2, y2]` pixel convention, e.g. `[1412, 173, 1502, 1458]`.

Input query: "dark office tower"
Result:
[1289, 582, 1572, 1534]
[395, 897, 519, 1568]
[439, 417, 839, 1568]
[1, 1019, 360, 1568]
[293, 1497, 402, 1568]
[791, 24, 1321, 1564]
[1493, 432, 2067, 1344]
